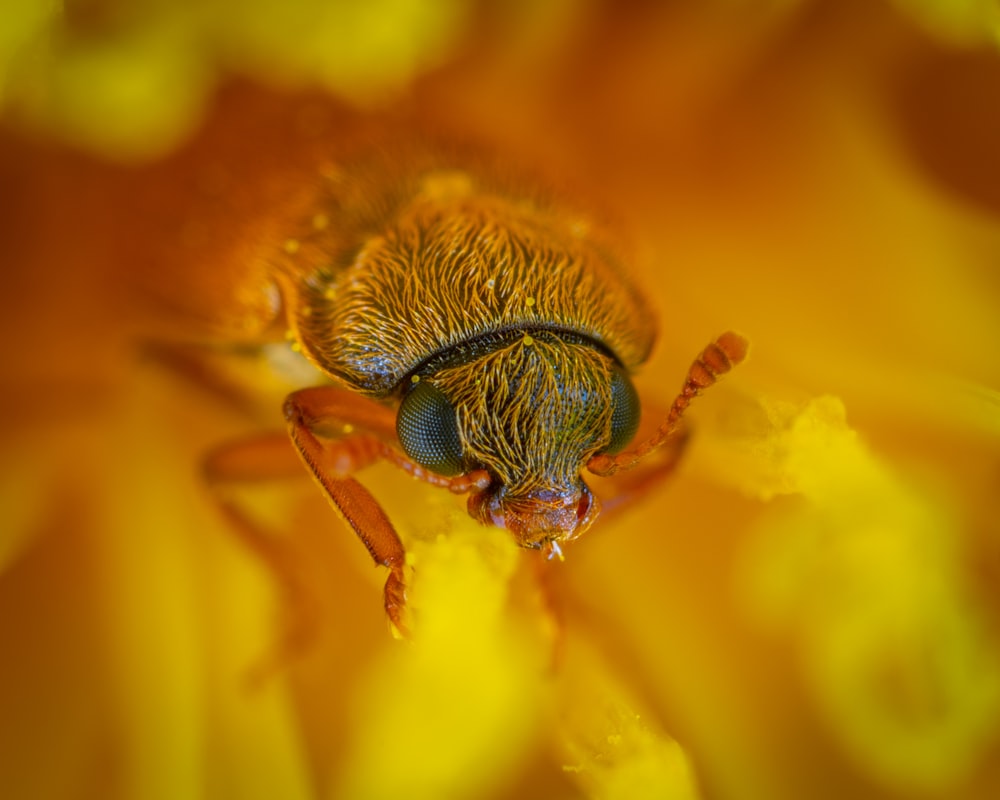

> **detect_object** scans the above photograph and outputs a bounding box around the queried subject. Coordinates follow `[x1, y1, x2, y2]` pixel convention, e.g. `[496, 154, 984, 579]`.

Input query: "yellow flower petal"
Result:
[738, 396, 1000, 791]
[889, 0, 1000, 45]
[3, 0, 472, 160]
[334, 516, 546, 799]
[558, 635, 700, 800]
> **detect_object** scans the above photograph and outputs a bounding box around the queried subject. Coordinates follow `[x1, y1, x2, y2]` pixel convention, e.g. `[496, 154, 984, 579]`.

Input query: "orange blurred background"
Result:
[2, 1, 999, 798]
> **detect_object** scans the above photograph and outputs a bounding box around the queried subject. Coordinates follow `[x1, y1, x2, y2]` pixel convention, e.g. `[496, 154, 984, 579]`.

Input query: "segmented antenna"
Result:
[588, 331, 749, 476]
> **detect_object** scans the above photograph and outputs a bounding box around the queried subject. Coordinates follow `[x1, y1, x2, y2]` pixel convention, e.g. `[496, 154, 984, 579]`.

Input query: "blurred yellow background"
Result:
[1, 1, 999, 798]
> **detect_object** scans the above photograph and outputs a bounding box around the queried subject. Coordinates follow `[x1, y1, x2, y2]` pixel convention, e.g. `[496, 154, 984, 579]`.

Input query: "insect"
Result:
[211, 145, 747, 636]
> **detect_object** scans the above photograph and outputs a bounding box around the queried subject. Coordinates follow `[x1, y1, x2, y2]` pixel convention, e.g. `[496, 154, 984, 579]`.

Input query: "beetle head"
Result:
[467, 480, 601, 553]
[396, 331, 639, 551]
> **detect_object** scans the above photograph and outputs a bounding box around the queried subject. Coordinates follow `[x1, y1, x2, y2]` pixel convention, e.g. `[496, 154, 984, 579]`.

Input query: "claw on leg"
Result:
[384, 567, 410, 639]
[283, 385, 494, 635]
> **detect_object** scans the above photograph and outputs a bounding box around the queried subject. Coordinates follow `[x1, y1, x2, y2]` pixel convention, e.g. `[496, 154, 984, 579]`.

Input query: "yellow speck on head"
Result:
[289, 341, 302, 353]
[323, 286, 337, 300]
[283, 238, 300, 254]
[312, 213, 329, 231]
[342, 423, 354, 435]
[525, 296, 536, 307]
[522, 334, 534, 346]
[411, 375, 421, 384]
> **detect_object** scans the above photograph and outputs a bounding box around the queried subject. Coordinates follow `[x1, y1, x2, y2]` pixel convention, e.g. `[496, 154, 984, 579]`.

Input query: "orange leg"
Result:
[282, 386, 489, 636]
[207, 385, 488, 657]
[279, 388, 412, 636]
[203, 432, 326, 685]
[595, 427, 692, 517]
[140, 339, 278, 419]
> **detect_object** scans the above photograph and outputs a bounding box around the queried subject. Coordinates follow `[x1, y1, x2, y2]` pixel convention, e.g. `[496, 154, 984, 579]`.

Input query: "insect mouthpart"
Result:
[467, 480, 601, 551]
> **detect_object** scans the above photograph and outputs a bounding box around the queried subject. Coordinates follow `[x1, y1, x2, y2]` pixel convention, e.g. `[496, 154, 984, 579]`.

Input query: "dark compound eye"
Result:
[396, 379, 465, 476]
[606, 365, 641, 454]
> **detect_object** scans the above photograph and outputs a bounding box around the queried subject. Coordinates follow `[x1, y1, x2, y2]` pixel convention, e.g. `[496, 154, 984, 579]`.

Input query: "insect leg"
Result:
[203, 432, 327, 685]
[140, 339, 275, 419]
[588, 331, 748, 477]
[280, 387, 492, 494]
[283, 387, 411, 636]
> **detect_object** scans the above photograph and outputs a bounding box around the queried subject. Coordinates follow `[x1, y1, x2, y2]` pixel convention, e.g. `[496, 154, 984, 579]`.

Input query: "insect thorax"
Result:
[281, 159, 655, 395]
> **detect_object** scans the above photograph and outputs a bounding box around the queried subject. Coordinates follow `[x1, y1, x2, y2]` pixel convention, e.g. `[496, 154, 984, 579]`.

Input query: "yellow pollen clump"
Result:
[283, 238, 301, 254]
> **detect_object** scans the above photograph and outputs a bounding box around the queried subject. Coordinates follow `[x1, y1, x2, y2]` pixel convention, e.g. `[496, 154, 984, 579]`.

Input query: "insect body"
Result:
[266, 148, 746, 633]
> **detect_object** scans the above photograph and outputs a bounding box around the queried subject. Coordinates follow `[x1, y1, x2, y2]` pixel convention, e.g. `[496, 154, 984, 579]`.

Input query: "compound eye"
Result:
[396, 380, 465, 476]
[606, 365, 641, 454]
